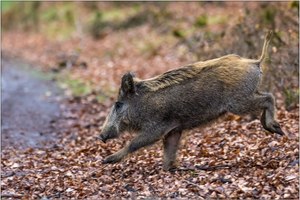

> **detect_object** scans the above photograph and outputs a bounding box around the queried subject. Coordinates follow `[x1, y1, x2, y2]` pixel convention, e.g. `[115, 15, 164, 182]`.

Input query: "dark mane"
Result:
[134, 55, 239, 92]
[135, 64, 214, 92]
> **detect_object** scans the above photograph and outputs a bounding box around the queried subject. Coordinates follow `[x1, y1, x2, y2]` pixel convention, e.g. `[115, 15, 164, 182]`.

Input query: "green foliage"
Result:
[58, 76, 92, 97]
[261, 6, 277, 25]
[39, 3, 76, 39]
[101, 8, 129, 21]
[2, 2, 41, 31]
[88, 6, 142, 39]
[1, 1, 15, 11]
[89, 11, 106, 39]
[2, 2, 76, 39]
[96, 94, 112, 104]
[208, 15, 227, 25]
[41, 7, 59, 22]
[283, 88, 299, 111]
[173, 29, 185, 38]
[194, 15, 227, 29]
[290, 1, 299, 10]
[195, 15, 207, 27]
[65, 9, 74, 26]
[136, 37, 165, 57]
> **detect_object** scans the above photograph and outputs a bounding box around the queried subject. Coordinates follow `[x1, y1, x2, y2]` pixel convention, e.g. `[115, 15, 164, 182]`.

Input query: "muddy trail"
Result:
[1, 58, 63, 150]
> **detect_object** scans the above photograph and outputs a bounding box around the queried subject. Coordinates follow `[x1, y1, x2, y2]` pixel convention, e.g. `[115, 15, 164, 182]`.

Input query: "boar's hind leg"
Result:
[163, 129, 182, 171]
[229, 92, 284, 135]
[102, 131, 162, 164]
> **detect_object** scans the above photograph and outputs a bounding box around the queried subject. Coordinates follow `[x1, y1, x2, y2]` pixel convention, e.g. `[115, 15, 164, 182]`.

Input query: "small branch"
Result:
[170, 167, 196, 172]
[183, 179, 203, 190]
[1, 171, 15, 178]
[195, 164, 232, 171]
[1, 193, 23, 198]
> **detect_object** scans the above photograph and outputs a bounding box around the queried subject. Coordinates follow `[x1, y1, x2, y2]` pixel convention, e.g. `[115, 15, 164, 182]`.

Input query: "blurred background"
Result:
[2, 1, 299, 110]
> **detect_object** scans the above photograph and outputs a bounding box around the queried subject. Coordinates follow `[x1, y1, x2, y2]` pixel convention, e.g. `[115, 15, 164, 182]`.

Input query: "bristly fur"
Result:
[135, 31, 273, 93]
[135, 65, 202, 92]
[135, 55, 239, 92]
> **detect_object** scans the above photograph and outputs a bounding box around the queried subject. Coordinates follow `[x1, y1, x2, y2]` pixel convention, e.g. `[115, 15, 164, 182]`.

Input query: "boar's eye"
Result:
[115, 102, 123, 110]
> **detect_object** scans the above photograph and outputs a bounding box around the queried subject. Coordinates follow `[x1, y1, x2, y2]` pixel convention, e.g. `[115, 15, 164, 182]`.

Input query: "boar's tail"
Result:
[257, 31, 273, 64]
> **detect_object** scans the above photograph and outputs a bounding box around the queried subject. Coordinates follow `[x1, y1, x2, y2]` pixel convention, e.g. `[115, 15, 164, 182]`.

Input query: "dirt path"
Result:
[1, 58, 62, 150]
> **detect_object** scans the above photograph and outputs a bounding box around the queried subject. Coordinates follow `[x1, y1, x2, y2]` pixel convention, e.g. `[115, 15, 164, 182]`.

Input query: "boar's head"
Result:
[99, 72, 137, 143]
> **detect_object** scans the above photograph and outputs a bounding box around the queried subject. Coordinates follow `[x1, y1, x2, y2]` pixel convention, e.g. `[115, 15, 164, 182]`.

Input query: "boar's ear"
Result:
[121, 72, 135, 96]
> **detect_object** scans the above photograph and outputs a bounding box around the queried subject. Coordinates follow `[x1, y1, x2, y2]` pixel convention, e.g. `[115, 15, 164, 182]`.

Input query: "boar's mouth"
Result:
[98, 127, 119, 143]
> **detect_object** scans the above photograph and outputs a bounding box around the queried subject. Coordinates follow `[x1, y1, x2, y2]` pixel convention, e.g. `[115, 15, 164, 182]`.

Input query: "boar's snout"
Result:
[98, 126, 119, 143]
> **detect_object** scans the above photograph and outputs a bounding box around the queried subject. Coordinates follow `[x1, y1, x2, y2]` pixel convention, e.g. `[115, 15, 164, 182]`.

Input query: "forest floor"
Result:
[1, 58, 299, 199]
[1, 2, 299, 199]
[1, 83, 299, 199]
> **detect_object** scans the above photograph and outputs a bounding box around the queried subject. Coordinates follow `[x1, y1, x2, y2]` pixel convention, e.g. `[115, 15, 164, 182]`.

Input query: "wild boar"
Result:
[99, 31, 284, 171]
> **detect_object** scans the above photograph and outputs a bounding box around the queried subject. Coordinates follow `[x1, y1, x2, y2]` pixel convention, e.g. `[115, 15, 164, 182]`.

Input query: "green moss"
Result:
[96, 94, 109, 104]
[88, 6, 140, 24]
[57, 75, 92, 96]
[102, 8, 126, 21]
[195, 15, 207, 27]
[283, 88, 299, 110]
[66, 79, 91, 96]
[173, 29, 185, 38]
[138, 41, 158, 56]
[261, 6, 277, 25]
[208, 15, 227, 25]
[40, 7, 59, 22]
[195, 14, 227, 28]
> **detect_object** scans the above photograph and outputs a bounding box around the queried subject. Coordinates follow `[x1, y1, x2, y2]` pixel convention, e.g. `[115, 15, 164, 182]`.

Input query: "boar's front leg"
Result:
[102, 129, 162, 164]
[163, 128, 182, 171]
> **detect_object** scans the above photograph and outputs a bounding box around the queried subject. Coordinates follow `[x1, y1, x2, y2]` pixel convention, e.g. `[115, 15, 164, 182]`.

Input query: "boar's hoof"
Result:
[272, 125, 285, 136]
[263, 121, 285, 136]
[97, 135, 107, 143]
[166, 167, 178, 172]
[163, 164, 177, 171]
[102, 154, 122, 164]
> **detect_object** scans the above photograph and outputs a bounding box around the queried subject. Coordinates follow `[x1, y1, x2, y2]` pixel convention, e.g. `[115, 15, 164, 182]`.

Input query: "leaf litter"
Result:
[1, 2, 299, 199]
[1, 94, 298, 199]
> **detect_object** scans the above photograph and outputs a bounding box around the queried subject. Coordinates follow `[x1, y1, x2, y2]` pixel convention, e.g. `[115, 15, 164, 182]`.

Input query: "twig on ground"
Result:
[1, 193, 23, 198]
[195, 164, 232, 171]
[183, 179, 203, 190]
